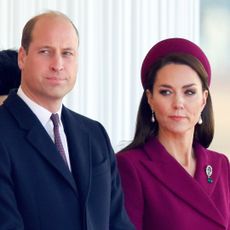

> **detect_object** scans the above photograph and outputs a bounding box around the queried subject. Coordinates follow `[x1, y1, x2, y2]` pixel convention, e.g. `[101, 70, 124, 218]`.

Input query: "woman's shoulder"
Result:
[116, 147, 145, 161]
[204, 148, 230, 173]
[206, 148, 229, 161]
[196, 142, 228, 161]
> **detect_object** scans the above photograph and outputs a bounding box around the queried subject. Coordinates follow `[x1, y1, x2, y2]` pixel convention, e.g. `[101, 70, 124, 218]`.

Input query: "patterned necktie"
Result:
[50, 113, 68, 165]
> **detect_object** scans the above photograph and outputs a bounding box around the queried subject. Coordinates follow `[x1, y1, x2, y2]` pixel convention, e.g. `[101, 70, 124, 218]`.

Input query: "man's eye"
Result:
[39, 50, 49, 55]
[63, 51, 73, 56]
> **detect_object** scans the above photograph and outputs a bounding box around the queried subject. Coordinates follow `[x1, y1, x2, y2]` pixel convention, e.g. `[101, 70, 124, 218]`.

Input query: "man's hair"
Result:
[21, 10, 79, 53]
[0, 49, 21, 95]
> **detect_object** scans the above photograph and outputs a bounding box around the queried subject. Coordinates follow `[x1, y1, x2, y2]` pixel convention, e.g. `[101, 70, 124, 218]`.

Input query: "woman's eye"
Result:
[159, 90, 172, 95]
[185, 89, 196, 95]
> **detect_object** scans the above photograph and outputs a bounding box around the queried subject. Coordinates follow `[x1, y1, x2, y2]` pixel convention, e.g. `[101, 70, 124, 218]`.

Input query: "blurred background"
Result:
[200, 0, 230, 156]
[0, 0, 229, 156]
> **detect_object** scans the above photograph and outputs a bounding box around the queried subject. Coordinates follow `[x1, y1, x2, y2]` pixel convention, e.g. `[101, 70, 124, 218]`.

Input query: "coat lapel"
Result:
[141, 137, 225, 227]
[62, 107, 91, 206]
[4, 92, 78, 194]
[194, 143, 222, 196]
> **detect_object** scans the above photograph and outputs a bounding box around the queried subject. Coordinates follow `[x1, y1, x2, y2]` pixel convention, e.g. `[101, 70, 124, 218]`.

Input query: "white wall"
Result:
[200, 0, 230, 155]
[0, 0, 200, 151]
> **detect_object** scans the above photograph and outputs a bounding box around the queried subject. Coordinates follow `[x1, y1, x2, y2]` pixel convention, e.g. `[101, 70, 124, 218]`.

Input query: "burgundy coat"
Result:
[116, 137, 230, 230]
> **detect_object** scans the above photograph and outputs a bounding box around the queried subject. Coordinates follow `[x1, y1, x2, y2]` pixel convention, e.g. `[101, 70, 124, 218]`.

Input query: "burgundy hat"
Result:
[141, 38, 211, 88]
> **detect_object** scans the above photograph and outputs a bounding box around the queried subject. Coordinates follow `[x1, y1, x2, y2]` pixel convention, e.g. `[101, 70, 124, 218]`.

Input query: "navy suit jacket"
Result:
[0, 91, 134, 230]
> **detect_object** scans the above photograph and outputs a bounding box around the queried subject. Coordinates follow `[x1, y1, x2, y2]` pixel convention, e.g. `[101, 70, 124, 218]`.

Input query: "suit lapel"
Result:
[4, 92, 78, 194]
[27, 126, 78, 194]
[141, 137, 225, 227]
[62, 107, 91, 206]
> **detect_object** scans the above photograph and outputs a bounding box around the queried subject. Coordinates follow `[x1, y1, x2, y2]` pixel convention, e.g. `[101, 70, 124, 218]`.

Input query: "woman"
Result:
[116, 38, 230, 230]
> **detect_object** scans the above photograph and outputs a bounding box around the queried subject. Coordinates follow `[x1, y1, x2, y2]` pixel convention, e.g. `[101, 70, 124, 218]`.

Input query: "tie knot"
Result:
[50, 113, 60, 127]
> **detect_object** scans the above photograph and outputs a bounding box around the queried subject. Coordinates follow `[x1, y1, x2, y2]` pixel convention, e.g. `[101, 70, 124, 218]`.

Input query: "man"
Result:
[0, 11, 134, 230]
[0, 49, 21, 104]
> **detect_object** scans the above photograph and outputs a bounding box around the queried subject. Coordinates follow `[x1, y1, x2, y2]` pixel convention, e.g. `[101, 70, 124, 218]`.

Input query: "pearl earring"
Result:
[198, 116, 203, 125]
[151, 111, 155, 123]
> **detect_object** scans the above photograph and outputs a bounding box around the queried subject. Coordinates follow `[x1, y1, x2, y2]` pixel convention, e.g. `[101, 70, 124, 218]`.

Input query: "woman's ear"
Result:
[146, 89, 154, 111]
[201, 89, 208, 110]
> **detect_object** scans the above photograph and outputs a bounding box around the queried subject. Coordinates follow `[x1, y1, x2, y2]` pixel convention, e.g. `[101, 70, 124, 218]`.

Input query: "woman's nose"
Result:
[173, 94, 184, 110]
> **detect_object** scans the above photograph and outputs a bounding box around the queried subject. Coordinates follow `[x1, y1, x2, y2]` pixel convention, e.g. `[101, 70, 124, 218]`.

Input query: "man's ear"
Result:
[18, 47, 27, 71]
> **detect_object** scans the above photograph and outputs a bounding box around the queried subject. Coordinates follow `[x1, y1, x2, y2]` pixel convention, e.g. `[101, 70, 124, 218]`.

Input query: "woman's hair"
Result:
[122, 53, 214, 151]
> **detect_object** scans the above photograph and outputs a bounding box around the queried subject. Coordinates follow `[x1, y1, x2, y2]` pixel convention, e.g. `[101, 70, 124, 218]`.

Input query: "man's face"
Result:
[18, 15, 79, 110]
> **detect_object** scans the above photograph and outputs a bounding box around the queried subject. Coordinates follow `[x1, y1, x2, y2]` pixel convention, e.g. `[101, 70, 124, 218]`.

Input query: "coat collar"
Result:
[141, 137, 226, 227]
[4, 92, 91, 201]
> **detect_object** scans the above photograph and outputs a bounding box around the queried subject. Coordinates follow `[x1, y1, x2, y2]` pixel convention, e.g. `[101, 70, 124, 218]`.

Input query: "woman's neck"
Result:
[157, 131, 196, 176]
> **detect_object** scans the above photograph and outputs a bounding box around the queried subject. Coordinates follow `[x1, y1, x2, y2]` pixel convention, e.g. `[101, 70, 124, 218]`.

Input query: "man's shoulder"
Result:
[63, 107, 112, 149]
[62, 107, 107, 138]
[63, 107, 100, 127]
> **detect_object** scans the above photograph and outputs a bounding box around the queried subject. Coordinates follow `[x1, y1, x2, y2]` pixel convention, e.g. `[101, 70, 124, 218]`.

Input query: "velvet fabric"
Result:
[141, 38, 211, 88]
[117, 137, 230, 230]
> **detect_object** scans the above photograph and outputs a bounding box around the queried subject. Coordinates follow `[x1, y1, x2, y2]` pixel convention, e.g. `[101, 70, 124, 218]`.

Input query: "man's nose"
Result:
[50, 54, 64, 72]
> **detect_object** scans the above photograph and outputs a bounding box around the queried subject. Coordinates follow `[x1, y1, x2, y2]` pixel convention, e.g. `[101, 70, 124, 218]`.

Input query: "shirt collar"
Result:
[17, 86, 62, 127]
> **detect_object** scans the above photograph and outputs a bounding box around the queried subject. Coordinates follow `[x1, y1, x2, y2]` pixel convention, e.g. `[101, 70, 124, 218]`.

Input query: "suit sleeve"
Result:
[116, 153, 144, 230]
[98, 124, 135, 230]
[0, 140, 24, 229]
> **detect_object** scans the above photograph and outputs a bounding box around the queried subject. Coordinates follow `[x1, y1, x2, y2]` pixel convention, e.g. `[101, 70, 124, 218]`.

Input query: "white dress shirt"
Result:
[17, 87, 71, 170]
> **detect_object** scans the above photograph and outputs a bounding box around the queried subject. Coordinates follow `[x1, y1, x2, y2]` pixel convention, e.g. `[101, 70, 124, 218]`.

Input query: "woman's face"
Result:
[146, 63, 208, 137]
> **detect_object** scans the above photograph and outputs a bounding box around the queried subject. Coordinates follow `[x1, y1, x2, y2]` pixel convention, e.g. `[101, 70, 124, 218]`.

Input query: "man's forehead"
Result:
[33, 15, 78, 37]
